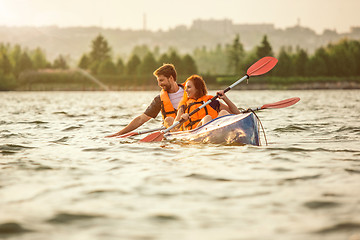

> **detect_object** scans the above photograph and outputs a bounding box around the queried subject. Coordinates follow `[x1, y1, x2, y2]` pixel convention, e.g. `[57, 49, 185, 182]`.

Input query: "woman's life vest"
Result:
[159, 85, 185, 120]
[182, 95, 218, 130]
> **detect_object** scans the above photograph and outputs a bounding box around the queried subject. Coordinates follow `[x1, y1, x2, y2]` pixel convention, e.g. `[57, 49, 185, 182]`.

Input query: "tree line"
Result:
[1, 34, 360, 90]
[77, 34, 197, 77]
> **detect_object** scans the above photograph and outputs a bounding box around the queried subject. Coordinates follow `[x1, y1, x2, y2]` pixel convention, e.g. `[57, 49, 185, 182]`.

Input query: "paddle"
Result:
[240, 97, 300, 113]
[139, 56, 278, 143]
[116, 126, 166, 138]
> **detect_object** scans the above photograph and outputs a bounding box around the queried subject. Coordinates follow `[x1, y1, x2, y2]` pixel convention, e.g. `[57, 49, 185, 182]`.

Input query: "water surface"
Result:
[1, 90, 360, 240]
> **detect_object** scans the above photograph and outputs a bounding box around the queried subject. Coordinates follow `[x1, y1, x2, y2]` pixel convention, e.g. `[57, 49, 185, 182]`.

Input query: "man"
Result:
[106, 64, 184, 137]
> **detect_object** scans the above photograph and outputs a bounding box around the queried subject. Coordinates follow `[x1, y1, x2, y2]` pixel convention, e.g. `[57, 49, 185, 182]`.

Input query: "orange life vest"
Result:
[183, 95, 218, 130]
[159, 85, 185, 120]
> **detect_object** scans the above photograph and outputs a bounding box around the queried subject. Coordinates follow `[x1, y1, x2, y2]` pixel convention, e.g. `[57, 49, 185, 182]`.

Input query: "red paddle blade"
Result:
[117, 132, 138, 138]
[261, 97, 300, 109]
[247, 56, 278, 76]
[139, 131, 164, 142]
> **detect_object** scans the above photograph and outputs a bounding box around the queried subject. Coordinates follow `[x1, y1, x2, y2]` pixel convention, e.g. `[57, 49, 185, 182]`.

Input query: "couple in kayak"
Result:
[106, 64, 240, 137]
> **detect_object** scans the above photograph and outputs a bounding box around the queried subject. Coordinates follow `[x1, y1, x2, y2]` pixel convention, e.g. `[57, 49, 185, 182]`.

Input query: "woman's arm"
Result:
[174, 105, 186, 122]
[217, 91, 240, 114]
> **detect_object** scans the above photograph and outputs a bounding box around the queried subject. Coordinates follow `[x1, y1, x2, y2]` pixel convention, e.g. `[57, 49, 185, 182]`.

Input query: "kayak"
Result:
[164, 112, 260, 146]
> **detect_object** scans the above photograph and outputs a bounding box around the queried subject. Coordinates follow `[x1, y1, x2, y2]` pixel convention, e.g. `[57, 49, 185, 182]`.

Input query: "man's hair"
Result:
[186, 74, 208, 99]
[153, 64, 177, 81]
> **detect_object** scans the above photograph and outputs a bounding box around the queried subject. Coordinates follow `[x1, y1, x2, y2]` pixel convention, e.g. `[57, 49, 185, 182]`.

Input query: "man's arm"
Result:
[105, 113, 152, 137]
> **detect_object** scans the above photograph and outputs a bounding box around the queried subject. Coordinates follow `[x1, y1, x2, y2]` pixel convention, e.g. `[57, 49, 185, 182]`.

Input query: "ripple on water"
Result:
[0, 144, 34, 155]
[0, 222, 32, 236]
[303, 200, 341, 209]
[82, 147, 108, 152]
[274, 124, 308, 132]
[314, 222, 360, 234]
[61, 125, 83, 131]
[46, 212, 104, 224]
[18, 120, 49, 125]
[50, 136, 70, 144]
[148, 214, 181, 223]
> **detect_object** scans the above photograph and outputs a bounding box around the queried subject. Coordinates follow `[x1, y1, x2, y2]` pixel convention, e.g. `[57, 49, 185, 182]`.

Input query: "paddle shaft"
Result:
[136, 126, 165, 135]
[164, 75, 250, 133]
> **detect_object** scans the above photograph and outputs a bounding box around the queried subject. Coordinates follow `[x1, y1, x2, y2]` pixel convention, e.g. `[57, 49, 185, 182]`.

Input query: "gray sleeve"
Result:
[144, 95, 161, 118]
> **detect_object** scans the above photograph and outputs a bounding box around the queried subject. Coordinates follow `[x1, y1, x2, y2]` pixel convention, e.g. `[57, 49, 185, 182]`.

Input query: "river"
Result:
[1, 90, 360, 240]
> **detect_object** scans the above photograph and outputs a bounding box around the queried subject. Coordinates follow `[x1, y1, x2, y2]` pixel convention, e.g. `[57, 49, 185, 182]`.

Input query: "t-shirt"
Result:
[168, 88, 184, 110]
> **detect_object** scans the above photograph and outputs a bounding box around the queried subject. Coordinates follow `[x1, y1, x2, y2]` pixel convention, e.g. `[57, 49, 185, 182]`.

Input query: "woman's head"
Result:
[185, 75, 208, 99]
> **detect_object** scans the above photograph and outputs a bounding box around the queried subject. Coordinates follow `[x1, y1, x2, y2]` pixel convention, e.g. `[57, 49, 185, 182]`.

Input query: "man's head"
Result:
[153, 64, 177, 92]
[153, 64, 177, 81]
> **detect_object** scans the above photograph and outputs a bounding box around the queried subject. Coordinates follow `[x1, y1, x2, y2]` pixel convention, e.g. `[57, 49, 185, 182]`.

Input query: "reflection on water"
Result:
[1, 90, 360, 240]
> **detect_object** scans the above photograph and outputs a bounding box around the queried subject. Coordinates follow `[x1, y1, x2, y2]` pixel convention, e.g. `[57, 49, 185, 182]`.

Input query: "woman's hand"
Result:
[181, 113, 189, 121]
[217, 90, 228, 100]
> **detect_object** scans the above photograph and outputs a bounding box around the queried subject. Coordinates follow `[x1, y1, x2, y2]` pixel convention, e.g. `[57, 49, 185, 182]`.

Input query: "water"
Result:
[1, 90, 360, 240]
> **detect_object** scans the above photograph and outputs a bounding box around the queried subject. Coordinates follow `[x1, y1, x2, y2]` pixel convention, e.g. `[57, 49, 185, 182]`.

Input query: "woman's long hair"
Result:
[185, 75, 208, 99]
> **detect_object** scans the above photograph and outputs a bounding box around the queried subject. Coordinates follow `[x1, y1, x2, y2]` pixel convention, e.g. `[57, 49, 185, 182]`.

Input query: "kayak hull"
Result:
[164, 113, 260, 146]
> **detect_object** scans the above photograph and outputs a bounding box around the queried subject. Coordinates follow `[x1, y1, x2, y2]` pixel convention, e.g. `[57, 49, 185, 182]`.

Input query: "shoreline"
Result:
[8, 81, 360, 91]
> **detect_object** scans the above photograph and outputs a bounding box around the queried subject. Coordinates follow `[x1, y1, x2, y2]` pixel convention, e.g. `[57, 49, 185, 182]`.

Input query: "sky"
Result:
[0, 0, 359, 34]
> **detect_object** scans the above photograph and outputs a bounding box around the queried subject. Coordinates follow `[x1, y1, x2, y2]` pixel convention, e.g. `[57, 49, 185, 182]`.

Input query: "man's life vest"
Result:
[159, 85, 185, 120]
[183, 95, 218, 130]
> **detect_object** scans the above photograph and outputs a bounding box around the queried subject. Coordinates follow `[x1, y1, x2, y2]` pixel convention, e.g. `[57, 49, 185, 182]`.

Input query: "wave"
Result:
[274, 124, 308, 132]
[18, 121, 48, 124]
[61, 125, 83, 131]
[46, 212, 104, 224]
[0, 222, 32, 235]
[53, 111, 90, 118]
[315, 222, 360, 234]
[303, 200, 341, 209]
[0, 144, 34, 155]
[267, 147, 359, 153]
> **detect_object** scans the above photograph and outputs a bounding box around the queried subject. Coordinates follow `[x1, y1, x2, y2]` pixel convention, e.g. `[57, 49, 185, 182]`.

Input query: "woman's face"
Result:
[185, 80, 197, 99]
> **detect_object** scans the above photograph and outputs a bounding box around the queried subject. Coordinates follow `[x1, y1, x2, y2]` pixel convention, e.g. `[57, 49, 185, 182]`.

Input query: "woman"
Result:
[165, 74, 240, 131]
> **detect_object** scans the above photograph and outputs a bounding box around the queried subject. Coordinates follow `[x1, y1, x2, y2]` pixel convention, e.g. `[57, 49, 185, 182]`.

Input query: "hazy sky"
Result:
[0, 0, 359, 33]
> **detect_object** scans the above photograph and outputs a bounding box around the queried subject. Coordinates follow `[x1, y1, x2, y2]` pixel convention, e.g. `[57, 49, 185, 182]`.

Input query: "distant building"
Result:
[191, 19, 233, 35]
[191, 19, 275, 35]
[351, 27, 360, 34]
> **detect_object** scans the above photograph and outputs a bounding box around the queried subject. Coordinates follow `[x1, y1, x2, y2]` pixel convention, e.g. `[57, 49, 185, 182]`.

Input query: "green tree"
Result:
[182, 54, 197, 75]
[256, 35, 274, 59]
[168, 50, 183, 74]
[126, 54, 141, 75]
[31, 47, 48, 69]
[326, 39, 358, 76]
[309, 47, 329, 76]
[89, 34, 112, 74]
[53, 55, 69, 69]
[18, 52, 33, 72]
[293, 48, 309, 76]
[227, 34, 245, 74]
[274, 47, 294, 77]
[115, 58, 125, 75]
[90, 34, 111, 62]
[157, 53, 170, 66]
[0, 52, 13, 75]
[98, 59, 117, 75]
[10, 44, 23, 76]
[138, 52, 157, 75]
[78, 54, 90, 69]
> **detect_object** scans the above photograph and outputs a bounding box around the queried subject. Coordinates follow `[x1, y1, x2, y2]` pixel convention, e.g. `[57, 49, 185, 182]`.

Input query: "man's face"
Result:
[157, 75, 173, 91]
